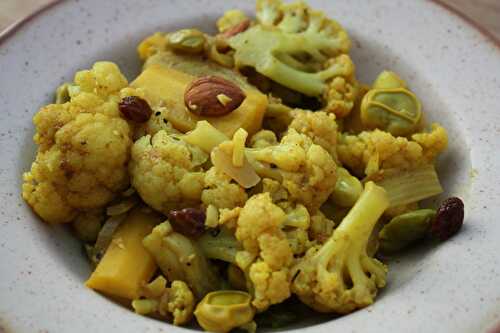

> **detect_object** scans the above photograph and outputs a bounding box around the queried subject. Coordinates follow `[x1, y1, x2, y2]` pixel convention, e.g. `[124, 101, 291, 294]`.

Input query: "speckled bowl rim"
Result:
[1, 0, 499, 48]
[0, 0, 499, 332]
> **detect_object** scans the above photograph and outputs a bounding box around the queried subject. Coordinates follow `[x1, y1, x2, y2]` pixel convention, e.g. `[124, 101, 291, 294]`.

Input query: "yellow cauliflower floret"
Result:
[133, 277, 195, 326]
[161, 280, 196, 326]
[337, 123, 448, 177]
[249, 261, 291, 311]
[129, 130, 207, 214]
[236, 193, 287, 254]
[279, 129, 337, 212]
[201, 167, 248, 209]
[22, 62, 131, 224]
[247, 129, 337, 212]
[288, 110, 338, 159]
[73, 62, 128, 100]
[411, 123, 448, 161]
[235, 193, 293, 310]
[323, 55, 360, 118]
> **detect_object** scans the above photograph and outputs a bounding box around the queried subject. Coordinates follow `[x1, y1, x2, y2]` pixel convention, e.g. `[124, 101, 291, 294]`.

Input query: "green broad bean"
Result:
[168, 29, 206, 54]
[379, 209, 436, 253]
[194, 290, 255, 333]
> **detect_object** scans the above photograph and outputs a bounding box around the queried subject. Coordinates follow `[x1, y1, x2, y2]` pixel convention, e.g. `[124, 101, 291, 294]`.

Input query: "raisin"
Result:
[118, 96, 152, 123]
[168, 207, 206, 238]
[430, 197, 464, 241]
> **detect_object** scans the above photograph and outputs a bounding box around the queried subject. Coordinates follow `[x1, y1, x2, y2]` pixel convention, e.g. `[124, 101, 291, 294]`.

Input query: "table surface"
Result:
[1, 0, 499, 41]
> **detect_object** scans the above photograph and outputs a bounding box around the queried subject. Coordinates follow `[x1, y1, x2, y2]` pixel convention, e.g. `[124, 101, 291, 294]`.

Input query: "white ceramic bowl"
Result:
[1, 1, 499, 332]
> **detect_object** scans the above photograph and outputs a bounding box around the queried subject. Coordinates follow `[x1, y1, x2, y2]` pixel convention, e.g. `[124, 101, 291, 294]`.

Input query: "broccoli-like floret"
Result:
[336, 123, 448, 177]
[129, 130, 208, 214]
[143, 222, 219, 299]
[229, 0, 351, 98]
[247, 129, 337, 212]
[290, 182, 389, 313]
[22, 62, 132, 224]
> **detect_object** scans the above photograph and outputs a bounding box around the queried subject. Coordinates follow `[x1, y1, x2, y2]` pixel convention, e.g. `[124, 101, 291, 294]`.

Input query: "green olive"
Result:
[194, 290, 255, 333]
[361, 71, 422, 136]
[168, 29, 206, 54]
[330, 167, 363, 207]
[379, 209, 436, 253]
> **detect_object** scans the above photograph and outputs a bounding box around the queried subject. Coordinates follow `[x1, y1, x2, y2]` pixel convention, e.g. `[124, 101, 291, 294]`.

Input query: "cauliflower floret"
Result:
[132, 276, 195, 326]
[412, 123, 448, 161]
[280, 129, 337, 212]
[249, 261, 291, 310]
[288, 110, 338, 159]
[22, 62, 131, 224]
[161, 280, 196, 326]
[72, 62, 129, 100]
[247, 129, 337, 212]
[322, 55, 360, 118]
[229, 0, 356, 117]
[337, 123, 448, 177]
[129, 130, 207, 214]
[201, 167, 248, 209]
[235, 193, 293, 310]
[249, 130, 279, 148]
[291, 182, 389, 314]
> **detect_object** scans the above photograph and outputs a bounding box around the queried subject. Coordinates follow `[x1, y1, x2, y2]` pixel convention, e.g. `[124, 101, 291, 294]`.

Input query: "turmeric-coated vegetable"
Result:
[194, 290, 255, 333]
[131, 63, 267, 138]
[85, 208, 161, 299]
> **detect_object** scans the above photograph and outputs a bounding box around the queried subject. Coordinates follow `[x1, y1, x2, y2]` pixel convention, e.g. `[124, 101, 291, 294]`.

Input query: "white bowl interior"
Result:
[1, 1, 499, 332]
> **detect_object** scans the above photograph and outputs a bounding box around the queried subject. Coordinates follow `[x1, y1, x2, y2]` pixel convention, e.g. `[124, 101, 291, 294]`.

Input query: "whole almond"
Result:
[184, 76, 246, 117]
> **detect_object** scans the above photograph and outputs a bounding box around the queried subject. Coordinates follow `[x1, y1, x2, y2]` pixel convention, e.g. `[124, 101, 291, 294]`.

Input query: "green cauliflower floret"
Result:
[290, 182, 389, 314]
[143, 222, 219, 299]
[246, 129, 337, 212]
[22, 62, 132, 224]
[229, 0, 351, 98]
[129, 130, 208, 214]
